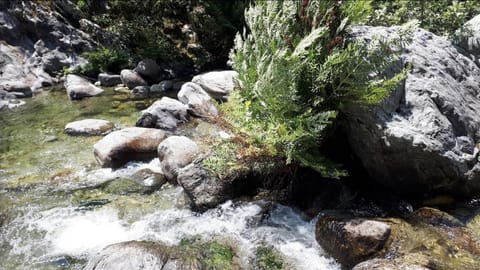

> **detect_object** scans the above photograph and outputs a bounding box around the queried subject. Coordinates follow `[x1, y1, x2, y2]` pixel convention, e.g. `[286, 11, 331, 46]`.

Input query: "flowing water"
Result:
[0, 89, 340, 269]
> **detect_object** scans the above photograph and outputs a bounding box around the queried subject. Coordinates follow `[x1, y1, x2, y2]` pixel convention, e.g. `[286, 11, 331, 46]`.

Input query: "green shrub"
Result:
[228, 0, 413, 178]
[80, 47, 130, 76]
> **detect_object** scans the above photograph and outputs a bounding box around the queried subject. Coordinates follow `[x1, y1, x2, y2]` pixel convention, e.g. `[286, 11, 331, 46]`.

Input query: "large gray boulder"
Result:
[457, 15, 480, 65]
[191, 70, 241, 101]
[178, 82, 218, 117]
[93, 127, 167, 168]
[344, 26, 480, 195]
[120, 69, 148, 89]
[64, 119, 114, 136]
[64, 74, 104, 100]
[158, 136, 200, 181]
[0, 81, 32, 98]
[136, 97, 189, 130]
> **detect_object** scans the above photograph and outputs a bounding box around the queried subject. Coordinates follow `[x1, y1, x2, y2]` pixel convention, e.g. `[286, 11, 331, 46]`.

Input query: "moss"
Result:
[101, 178, 147, 195]
[203, 241, 234, 269]
[255, 246, 285, 270]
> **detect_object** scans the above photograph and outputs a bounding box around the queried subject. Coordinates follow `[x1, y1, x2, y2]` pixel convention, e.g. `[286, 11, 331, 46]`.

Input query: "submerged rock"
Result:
[120, 69, 148, 89]
[191, 70, 241, 100]
[131, 85, 150, 99]
[136, 97, 189, 130]
[64, 119, 114, 136]
[64, 74, 104, 100]
[344, 26, 480, 195]
[98, 73, 122, 87]
[158, 136, 200, 182]
[316, 216, 391, 268]
[178, 82, 218, 117]
[93, 127, 167, 168]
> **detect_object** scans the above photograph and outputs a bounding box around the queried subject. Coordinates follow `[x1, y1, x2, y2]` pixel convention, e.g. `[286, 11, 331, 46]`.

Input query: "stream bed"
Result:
[0, 89, 340, 269]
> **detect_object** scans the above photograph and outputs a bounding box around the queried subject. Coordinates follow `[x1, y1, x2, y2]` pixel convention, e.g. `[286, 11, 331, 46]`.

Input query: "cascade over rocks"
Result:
[344, 26, 480, 196]
[64, 74, 103, 100]
[191, 70, 241, 101]
[93, 127, 167, 168]
[136, 97, 189, 130]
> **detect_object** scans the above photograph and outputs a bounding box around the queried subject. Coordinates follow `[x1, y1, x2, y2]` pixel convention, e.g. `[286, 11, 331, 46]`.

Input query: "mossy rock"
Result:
[255, 245, 286, 270]
[101, 178, 149, 195]
[85, 239, 239, 270]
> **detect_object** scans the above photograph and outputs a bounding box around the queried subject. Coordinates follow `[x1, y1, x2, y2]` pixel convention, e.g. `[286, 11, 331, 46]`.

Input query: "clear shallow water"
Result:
[0, 89, 340, 269]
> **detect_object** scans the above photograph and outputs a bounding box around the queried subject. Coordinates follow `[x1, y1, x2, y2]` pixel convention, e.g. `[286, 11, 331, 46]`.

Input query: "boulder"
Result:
[98, 73, 122, 87]
[157, 136, 200, 181]
[316, 216, 391, 268]
[344, 26, 480, 195]
[457, 15, 480, 65]
[85, 240, 236, 270]
[131, 85, 150, 99]
[134, 59, 164, 84]
[64, 74, 104, 100]
[120, 69, 147, 89]
[93, 127, 167, 168]
[178, 82, 218, 117]
[0, 81, 32, 98]
[136, 97, 189, 130]
[177, 162, 229, 211]
[64, 119, 115, 136]
[84, 241, 186, 270]
[150, 80, 174, 93]
[191, 70, 241, 100]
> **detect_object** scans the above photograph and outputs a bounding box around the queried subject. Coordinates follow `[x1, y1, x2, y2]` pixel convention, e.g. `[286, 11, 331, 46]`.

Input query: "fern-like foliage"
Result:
[229, 0, 414, 178]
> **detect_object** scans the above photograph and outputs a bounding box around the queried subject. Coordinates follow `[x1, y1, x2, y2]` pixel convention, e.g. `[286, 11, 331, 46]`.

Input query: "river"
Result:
[0, 88, 340, 269]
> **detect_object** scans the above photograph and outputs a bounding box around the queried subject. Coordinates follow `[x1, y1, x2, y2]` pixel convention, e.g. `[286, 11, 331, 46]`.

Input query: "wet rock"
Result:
[64, 119, 114, 136]
[64, 74, 104, 100]
[131, 168, 166, 189]
[316, 216, 391, 268]
[136, 97, 189, 130]
[353, 258, 429, 270]
[120, 69, 147, 89]
[98, 73, 122, 87]
[177, 161, 229, 211]
[344, 26, 480, 195]
[93, 127, 167, 168]
[410, 207, 464, 227]
[85, 240, 237, 270]
[131, 85, 150, 99]
[178, 82, 218, 117]
[158, 136, 200, 181]
[134, 59, 164, 84]
[191, 70, 241, 100]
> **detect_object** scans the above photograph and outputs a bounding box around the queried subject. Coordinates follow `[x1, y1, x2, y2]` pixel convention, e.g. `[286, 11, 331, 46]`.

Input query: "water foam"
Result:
[20, 200, 339, 269]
